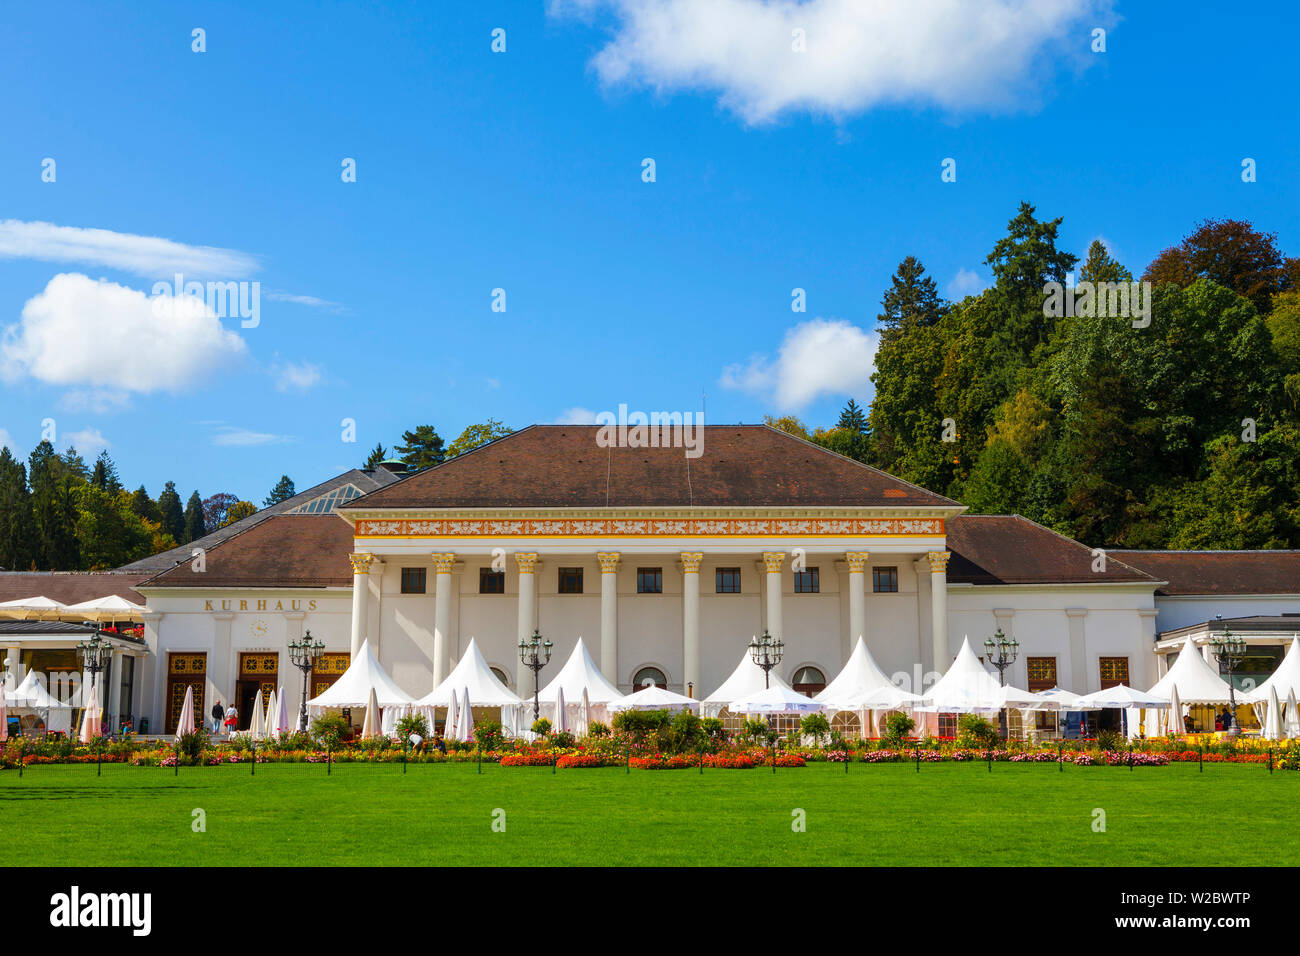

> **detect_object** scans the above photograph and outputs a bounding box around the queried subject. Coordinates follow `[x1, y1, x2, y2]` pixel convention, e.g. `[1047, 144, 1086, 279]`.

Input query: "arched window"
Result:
[792, 666, 826, 696]
[632, 667, 667, 689]
[489, 666, 510, 688]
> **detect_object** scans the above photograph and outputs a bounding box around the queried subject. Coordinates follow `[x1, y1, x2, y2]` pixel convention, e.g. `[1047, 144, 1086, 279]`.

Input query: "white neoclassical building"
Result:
[6, 424, 1297, 736]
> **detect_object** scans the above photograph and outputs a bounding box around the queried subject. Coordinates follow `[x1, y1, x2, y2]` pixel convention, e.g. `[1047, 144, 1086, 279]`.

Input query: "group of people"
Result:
[209, 700, 238, 735]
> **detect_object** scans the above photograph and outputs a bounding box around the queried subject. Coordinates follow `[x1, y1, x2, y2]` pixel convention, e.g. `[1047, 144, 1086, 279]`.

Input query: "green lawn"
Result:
[1, 761, 1293, 866]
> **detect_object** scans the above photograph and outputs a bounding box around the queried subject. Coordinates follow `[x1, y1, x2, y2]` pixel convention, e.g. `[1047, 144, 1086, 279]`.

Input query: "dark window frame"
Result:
[479, 568, 505, 594]
[558, 567, 584, 594]
[636, 567, 663, 594]
[400, 567, 427, 594]
[715, 567, 742, 593]
[793, 567, 820, 593]
[872, 566, 899, 593]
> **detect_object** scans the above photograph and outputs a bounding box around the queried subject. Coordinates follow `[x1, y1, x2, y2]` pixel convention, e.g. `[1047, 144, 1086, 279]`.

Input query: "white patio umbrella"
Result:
[444, 692, 458, 740]
[1265, 687, 1284, 741]
[174, 684, 196, 741]
[1164, 686, 1183, 736]
[0, 596, 69, 620]
[78, 682, 102, 743]
[1036, 687, 1101, 711]
[264, 688, 279, 737]
[277, 686, 290, 736]
[555, 686, 568, 733]
[1287, 690, 1300, 739]
[0, 681, 6, 742]
[458, 688, 474, 743]
[361, 686, 380, 738]
[60, 595, 147, 623]
[249, 689, 265, 741]
[1079, 684, 1169, 708]
[575, 687, 591, 737]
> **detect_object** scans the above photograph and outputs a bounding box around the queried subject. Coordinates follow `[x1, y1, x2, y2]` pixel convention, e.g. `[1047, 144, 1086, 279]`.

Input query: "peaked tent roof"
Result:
[917, 637, 1006, 713]
[306, 639, 414, 710]
[536, 639, 624, 704]
[416, 638, 521, 707]
[607, 684, 700, 713]
[1242, 636, 1300, 704]
[1148, 636, 1234, 705]
[702, 652, 792, 715]
[815, 637, 895, 708]
[341, 424, 960, 510]
[9, 669, 69, 709]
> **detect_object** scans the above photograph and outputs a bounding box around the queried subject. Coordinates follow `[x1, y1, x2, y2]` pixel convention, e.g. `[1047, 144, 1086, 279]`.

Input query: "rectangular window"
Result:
[938, 713, 958, 738]
[793, 567, 819, 593]
[715, 567, 741, 593]
[479, 568, 505, 594]
[558, 567, 583, 594]
[400, 567, 427, 594]
[1026, 656, 1057, 692]
[872, 566, 898, 593]
[637, 567, 663, 593]
[1099, 656, 1130, 689]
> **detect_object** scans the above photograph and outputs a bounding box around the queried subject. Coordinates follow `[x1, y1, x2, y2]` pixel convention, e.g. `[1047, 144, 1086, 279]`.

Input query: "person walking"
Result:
[224, 702, 238, 735]
[210, 700, 224, 734]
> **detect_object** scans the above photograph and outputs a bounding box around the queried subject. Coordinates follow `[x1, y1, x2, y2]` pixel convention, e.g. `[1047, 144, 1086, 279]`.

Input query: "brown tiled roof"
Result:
[0, 571, 150, 605]
[342, 425, 959, 510]
[140, 515, 354, 589]
[946, 515, 1156, 586]
[1109, 550, 1300, 596]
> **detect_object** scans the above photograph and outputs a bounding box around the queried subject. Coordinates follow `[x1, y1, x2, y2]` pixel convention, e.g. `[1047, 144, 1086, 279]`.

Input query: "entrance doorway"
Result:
[165, 652, 206, 735]
[236, 652, 278, 730]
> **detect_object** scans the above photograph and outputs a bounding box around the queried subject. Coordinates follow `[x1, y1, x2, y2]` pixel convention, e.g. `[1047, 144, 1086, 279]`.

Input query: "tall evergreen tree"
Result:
[90, 450, 122, 494]
[183, 491, 206, 543]
[394, 425, 446, 471]
[0, 448, 34, 570]
[28, 441, 80, 569]
[264, 475, 296, 506]
[157, 481, 185, 544]
[129, 485, 162, 524]
[363, 443, 387, 470]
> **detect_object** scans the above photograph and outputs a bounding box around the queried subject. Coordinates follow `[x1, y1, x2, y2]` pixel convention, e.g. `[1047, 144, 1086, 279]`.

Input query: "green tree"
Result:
[222, 500, 257, 527]
[362, 442, 388, 470]
[75, 486, 154, 569]
[201, 492, 239, 530]
[0, 448, 34, 570]
[446, 420, 514, 458]
[28, 441, 80, 569]
[90, 450, 122, 494]
[157, 481, 185, 544]
[183, 490, 206, 543]
[263, 475, 296, 506]
[128, 485, 163, 524]
[1144, 218, 1292, 314]
[394, 426, 446, 471]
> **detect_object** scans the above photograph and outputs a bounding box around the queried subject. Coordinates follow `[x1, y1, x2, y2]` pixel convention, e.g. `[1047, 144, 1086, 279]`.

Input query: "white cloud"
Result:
[0, 428, 20, 458]
[272, 359, 323, 392]
[557, 406, 599, 424]
[551, 0, 1108, 123]
[265, 291, 347, 312]
[64, 428, 110, 455]
[210, 426, 295, 447]
[57, 388, 133, 414]
[1, 273, 248, 391]
[0, 220, 258, 278]
[720, 317, 877, 410]
[947, 267, 986, 299]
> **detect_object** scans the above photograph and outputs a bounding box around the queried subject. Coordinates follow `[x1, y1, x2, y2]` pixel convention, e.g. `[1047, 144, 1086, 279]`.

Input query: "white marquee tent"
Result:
[729, 685, 824, 715]
[416, 637, 522, 733]
[536, 638, 624, 728]
[702, 652, 792, 718]
[916, 637, 1009, 713]
[608, 684, 701, 714]
[814, 637, 895, 712]
[306, 640, 415, 719]
[1242, 636, 1300, 704]
[1138, 636, 1233, 735]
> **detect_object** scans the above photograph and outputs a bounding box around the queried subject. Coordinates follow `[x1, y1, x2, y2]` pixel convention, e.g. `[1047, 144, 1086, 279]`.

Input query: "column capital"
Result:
[596, 552, 621, 574]
[761, 551, 785, 574]
[925, 550, 951, 573]
[680, 552, 704, 574]
[515, 552, 539, 574]
[348, 552, 377, 575]
[431, 552, 457, 574]
[845, 551, 869, 573]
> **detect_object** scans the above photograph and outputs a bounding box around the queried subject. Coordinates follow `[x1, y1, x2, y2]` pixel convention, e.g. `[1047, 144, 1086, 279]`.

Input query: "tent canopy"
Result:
[1148, 636, 1233, 705]
[702, 652, 792, 717]
[838, 682, 920, 711]
[536, 639, 624, 704]
[1242, 636, 1300, 704]
[607, 684, 700, 713]
[8, 670, 69, 709]
[1036, 686, 1102, 711]
[1080, 684, 1169, 708]
[416, 638, 520, 708]
[815, 637, 895, 710]
[728, 685, 824, 715]
[307, 640, 414, 711]
[916, 637, 1007, 713]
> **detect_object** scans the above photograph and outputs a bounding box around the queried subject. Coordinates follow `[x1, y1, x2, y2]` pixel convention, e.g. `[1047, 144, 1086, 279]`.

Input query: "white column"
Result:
[927, 551, 950, 670]
[108, 653, 123, 731]
[514, 552, 539, 695]
[597, 552, 620, 683]
[348, 553, 376, 657]
[432, 553, 456, 687]
[1066, 607, 1088, 693]
[845, 552, 868, 653]
[681, 552, 703, 696]
[762, 552, 785, 642]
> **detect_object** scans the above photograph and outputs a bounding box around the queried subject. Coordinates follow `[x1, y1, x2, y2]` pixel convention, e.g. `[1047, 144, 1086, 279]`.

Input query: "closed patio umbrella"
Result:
[576, 686, 591, 737]
[263, 689, 279, 738]
[444, 693, 458, 742]
[249, 689, 265, 741]
[1288, 690, 1300, 740]
[459, 688, 474, 743]
[277, 688, 289, 737]
[555, 685, 568, 733]
[1266, 687, 1284, 741]
[1164, 686, 1183, 736]
[78, 682, 101, 743]
[361, 686, 380, 738]
[1, 681, 7, 742]
[174, 684, 196, 741]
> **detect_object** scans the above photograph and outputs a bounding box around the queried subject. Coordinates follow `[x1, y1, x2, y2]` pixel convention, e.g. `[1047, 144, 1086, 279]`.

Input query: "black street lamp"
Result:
[984, 628, 1019, 740]
[288, 629, 326, 732]
[1210, 615, 1247, 736]
[748, 630, 784, 689]
[76, 630, 113, 691]
[518, 628, 552, 722]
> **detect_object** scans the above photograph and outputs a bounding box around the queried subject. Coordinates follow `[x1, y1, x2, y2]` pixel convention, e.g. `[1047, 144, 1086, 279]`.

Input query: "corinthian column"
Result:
[514, 552, 539, 694]
[431, 553, 457, 687]
[680, 552, 703, 695]
[762, 552, 785, 643]
[927, 551, 951, 672]
[845, 551, 869, 658]
[597, 552, 621, 683]
[348, 553, 376, 657]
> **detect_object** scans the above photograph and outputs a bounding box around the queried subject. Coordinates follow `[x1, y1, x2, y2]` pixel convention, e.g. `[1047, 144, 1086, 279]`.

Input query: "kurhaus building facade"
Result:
[8, 425, 1296, 735]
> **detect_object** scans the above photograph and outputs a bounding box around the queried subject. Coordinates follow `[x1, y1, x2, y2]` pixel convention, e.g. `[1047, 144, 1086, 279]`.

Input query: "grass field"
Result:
[2, 761, 1294, 866]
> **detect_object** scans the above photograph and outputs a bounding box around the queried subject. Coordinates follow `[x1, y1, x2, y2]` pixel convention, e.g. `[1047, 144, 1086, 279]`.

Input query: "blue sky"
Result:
[1, 0, 1296, 503]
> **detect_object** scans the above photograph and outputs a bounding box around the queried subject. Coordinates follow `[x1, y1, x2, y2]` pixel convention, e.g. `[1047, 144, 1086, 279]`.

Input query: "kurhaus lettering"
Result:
[202, 599, 317, 612]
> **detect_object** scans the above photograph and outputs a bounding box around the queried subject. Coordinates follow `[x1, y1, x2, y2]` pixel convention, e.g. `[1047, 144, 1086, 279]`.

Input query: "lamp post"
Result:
[983, 628, 1018, 740]
[75, 630, 113, 690]
[288, 629, 326, 732]
[1210, 616, 1247, 736]
[748, 630, 784, 689]
[517, 628, 552, 722]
